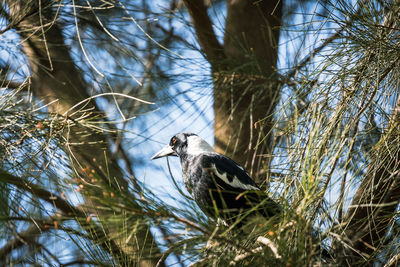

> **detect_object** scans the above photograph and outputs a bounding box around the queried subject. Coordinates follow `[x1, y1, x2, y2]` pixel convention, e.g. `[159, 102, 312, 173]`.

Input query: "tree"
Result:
[1, 0, 400, 266]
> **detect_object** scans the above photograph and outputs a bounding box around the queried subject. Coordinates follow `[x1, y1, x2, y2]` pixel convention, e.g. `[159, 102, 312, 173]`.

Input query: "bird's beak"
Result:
[151, 145, 177, 160]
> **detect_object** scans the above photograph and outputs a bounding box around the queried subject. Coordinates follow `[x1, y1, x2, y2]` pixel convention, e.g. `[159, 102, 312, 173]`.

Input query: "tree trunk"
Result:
[5, 1, 162, 266]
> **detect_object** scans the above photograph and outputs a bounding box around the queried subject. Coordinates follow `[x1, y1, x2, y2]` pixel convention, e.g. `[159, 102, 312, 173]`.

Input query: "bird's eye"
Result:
[171, 137, 177, 144]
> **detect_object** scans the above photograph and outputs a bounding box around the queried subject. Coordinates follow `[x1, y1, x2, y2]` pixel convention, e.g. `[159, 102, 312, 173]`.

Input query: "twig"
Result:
[256, 236, 281, 259]
[384, 252, 400, 267]
[229, 236, 281, 266]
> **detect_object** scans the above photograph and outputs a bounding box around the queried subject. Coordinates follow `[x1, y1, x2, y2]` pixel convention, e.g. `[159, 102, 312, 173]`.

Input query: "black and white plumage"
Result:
[152, 133, 280, 224]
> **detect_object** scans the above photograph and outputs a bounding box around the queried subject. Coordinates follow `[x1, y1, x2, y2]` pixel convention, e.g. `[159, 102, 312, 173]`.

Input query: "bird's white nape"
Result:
[186, 135, 214, 155]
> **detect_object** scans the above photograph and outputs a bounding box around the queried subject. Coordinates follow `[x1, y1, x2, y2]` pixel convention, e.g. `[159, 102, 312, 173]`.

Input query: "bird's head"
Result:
[151, 133, 214, 160]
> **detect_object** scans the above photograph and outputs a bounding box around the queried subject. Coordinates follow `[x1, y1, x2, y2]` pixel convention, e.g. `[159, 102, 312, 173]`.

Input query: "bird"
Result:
[151, 133, 281, 225]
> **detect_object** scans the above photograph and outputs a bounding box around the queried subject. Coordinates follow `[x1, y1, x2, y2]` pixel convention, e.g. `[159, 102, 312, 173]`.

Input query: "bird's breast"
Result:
[182, 172, 193, 194]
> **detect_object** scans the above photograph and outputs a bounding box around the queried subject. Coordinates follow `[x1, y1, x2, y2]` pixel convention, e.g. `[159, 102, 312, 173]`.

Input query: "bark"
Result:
[184, 0, 282, 182]
[4, 1, 162, 266]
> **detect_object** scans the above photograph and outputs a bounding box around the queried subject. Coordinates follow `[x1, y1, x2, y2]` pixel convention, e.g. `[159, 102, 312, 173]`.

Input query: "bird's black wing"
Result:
[202, 153, 260, 192]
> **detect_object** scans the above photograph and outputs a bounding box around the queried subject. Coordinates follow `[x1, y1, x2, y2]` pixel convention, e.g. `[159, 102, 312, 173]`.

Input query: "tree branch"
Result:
[182, 0, 225, 64]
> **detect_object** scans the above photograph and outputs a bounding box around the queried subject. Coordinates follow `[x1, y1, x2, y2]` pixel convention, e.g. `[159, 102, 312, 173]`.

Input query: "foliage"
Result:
[0, 0, 400, 266]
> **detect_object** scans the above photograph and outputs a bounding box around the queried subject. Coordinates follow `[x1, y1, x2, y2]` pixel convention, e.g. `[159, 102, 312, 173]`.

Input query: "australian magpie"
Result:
[151, 133, 280, 225]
